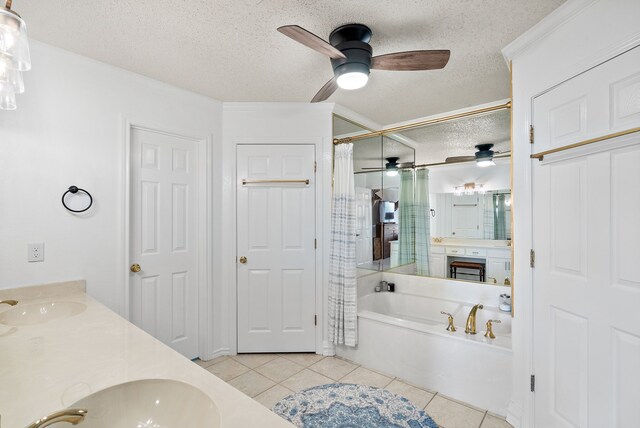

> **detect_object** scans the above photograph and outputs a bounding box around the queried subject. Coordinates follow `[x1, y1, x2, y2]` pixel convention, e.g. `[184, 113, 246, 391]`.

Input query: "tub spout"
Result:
[465, 304, 484, 334]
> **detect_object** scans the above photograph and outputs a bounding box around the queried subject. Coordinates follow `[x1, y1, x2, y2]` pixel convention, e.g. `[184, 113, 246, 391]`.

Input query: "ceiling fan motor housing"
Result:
[474, 143, 495, 160]
[329, 24, 373, 78]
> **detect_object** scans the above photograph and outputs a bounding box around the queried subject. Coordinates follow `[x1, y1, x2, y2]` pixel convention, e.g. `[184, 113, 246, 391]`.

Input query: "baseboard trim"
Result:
[199, 347, 231, 361]
[506, 400, 523, 428]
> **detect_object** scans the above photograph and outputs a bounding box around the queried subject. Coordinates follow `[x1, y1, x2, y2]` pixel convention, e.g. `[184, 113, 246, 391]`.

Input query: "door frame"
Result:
[121, 117, 214, 359]
[223, 135, 330, 356]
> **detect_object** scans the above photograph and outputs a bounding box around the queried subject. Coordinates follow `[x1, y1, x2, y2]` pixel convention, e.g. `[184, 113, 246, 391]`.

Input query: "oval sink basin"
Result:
[0, 301, 86, 326]
[71, 379, 220, 427]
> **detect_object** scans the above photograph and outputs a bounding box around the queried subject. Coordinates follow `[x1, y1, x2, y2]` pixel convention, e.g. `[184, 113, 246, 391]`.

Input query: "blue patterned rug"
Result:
[273, 383, 438, 428]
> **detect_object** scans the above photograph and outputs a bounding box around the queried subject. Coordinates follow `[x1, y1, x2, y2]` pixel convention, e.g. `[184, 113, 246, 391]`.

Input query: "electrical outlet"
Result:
[28, 242, 44, 262]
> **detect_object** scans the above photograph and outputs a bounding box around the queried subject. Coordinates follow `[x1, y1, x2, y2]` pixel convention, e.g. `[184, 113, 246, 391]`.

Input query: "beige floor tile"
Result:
[205, 358, 250, 381]
[281, 368, 334, 392]
[278, 353, 326, 367]
[228, 370, 276, 398]
[309, 357, 359, 380]
[339, 366, 393, 388]
[255, 356, 305, 382]
[385, 379, 435, 409]
[480, 414, 514, 428]
[425, 395, 486, 428]
[194, 356, 228, 369]
[254, 384, 294, 409]
[231, 353, 278, 369]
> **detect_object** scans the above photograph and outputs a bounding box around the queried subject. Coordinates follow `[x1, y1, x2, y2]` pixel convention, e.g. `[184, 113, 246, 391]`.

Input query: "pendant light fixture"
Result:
[0, 0, 30, 110]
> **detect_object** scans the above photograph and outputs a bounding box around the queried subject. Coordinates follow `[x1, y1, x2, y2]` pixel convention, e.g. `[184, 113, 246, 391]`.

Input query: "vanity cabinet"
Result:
[429, 246, 446, 278]
[485, 249, 512, 285]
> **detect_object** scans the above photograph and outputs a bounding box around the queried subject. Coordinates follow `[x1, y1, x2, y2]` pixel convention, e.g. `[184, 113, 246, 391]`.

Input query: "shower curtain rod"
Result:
[333, 100, 511, 145]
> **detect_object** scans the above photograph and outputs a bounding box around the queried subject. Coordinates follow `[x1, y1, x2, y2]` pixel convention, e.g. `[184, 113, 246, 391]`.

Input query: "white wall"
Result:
[428, 158, 510, 194]
[219, 103, 334, 356]
[502, 0, 640, 426]
[0, 41, 223, 316]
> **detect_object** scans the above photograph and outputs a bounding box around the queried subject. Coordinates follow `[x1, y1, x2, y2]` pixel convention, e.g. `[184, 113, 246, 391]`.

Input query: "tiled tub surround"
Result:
[337, 272, 513, 416]
[0, 281, 292, 428]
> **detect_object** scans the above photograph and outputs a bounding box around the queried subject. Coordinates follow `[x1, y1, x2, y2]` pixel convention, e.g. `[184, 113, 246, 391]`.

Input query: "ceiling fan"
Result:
[361, 157, 414, 176]
[444, 144, 509, 167]
[277, 24, 450, 102]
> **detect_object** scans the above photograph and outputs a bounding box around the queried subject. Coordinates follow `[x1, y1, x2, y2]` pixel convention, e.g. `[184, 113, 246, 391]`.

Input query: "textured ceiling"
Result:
[17, 0, 563, 123]
[336, 109, 510, 168]
[401, 109, 511, 164]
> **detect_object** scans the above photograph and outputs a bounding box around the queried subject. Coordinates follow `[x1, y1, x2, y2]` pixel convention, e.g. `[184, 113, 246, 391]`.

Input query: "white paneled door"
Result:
[237, 145, 316, 353]
[130, 128, 200, 359]
[532, 46, 640, 428]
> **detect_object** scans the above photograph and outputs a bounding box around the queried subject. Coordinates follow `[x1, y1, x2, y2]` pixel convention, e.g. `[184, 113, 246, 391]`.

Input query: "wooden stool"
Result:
[450, 261, 486, 282]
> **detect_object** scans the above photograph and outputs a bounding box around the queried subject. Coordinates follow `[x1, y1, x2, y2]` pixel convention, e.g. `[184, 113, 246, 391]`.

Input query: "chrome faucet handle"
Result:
[484, 319, 502, 339]
[25, 408, 87, 428]
[440, 311, 456, 332]
[0, 300, 18, 306]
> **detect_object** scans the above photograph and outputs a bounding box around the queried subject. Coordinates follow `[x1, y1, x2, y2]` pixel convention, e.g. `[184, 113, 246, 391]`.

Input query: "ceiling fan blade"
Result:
[311, 77, 338, 103]
[445, 156, 476, 163]
[371, 50, 450, 71]
[278, 25, 346, 60]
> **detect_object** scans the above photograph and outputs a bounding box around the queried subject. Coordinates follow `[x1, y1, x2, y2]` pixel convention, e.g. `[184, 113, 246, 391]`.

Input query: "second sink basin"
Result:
[71, 379, 220, 427]
[0, 301, 86, 326]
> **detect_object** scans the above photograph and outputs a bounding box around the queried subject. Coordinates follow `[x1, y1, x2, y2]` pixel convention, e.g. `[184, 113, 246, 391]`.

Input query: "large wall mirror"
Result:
[334, 106, 513, 288]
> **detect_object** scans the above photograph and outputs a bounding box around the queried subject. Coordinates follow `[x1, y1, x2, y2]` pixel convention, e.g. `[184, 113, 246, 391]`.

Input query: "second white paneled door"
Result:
[130, 127, 200, 359]
[237, 145, 316, 353]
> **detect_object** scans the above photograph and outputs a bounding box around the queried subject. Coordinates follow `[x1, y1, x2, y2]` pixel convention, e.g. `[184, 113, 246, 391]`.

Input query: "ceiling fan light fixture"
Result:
[385, 157, 399, 176]
[475, 143, 495, 167]
[335, 62, 370, 90]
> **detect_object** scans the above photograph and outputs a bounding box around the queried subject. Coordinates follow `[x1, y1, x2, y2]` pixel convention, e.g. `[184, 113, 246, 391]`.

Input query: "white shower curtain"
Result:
[414, 168, 431, 276]
[328, 143, 357, 347]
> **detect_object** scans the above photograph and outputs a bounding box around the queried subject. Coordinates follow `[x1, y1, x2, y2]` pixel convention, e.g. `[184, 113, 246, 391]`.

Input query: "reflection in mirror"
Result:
[338, 108, 513, 286]
[386, 109, 512, 286]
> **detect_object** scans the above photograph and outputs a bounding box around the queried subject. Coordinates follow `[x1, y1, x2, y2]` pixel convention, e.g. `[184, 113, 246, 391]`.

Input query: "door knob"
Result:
[130, 263, 141, 273]
[239, 256, 247, 264]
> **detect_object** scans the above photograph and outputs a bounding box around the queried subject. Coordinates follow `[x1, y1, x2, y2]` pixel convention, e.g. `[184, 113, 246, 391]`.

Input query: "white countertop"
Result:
[431, 239, 511, 249]
[0, 281, 293, 428]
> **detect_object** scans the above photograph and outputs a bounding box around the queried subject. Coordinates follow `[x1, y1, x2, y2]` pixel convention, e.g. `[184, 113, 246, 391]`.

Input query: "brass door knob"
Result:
[130, 263, 141, 273]
[239, 256, 247, 264]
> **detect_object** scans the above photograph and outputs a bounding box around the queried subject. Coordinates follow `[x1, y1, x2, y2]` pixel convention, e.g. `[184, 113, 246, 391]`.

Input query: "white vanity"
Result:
[430, 238, 512, 285]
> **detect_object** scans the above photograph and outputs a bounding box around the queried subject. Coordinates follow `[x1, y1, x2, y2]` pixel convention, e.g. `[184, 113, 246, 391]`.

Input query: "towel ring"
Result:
[62, 186, 93, 213]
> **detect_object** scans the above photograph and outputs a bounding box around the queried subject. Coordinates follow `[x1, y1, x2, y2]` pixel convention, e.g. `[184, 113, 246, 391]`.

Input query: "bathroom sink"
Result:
[70, 379, 220, 427]
[0, 301, 86, 326]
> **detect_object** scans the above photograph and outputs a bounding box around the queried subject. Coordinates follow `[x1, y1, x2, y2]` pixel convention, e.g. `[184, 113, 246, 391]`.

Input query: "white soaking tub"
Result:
[337, 290, 513, 416]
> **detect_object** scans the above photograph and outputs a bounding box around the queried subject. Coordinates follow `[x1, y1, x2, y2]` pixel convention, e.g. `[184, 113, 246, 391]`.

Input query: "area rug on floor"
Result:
[272, 383, 438, 428]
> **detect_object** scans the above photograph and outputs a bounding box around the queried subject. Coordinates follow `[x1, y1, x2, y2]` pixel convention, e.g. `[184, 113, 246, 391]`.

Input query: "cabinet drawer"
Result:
[466, 248, 487, 257]
[445, 247, 464, 255]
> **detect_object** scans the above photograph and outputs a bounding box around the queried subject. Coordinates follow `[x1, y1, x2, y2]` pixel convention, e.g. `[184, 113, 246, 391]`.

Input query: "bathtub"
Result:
[337, 289, 513, 416]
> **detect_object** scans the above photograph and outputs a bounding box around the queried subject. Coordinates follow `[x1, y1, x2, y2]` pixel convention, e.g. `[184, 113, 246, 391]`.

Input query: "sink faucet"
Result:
[0, 300, 18, 306]
[25, 409, 87, 428]
[465, 304, 484, 334]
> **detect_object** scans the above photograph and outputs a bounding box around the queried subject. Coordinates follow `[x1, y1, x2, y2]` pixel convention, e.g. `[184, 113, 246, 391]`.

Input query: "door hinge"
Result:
[314, 161, 317, 173]
[314, 238, 317, 249]
[529, 125, 534, 144]
[314, 314, 317, 326]
[530, 375, 535, 392]
[530, 249, 536, 268]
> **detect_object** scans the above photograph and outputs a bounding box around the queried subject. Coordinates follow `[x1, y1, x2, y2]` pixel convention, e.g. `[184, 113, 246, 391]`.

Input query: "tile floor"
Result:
[194, 353, 512, 428]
